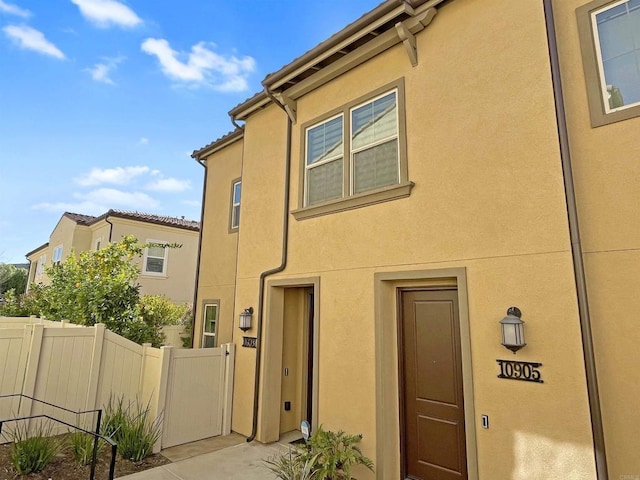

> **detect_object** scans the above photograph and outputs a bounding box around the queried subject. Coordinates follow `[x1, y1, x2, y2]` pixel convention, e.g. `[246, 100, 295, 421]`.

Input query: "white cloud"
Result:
[141, 38, 255, 91]
[75, 166, 150, 186]
[71, 0, 142, 29]
[32, 188, 159, 215]
[139, 137, 149, 145]
[0, 0, 31, 17]
[182, 200, 201, 208]
[81, 188, 159, 208]
[146, 178, 191, 193]
[3, 25, 65, 59]
[85, 56, 124, 85]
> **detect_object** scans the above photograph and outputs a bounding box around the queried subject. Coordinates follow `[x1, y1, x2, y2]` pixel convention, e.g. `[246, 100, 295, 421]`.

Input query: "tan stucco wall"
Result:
[195, 0, 615, 478]
[110, 218, 198, 304]
[194, 139, 243, 348]
[553, 0, 640, 477]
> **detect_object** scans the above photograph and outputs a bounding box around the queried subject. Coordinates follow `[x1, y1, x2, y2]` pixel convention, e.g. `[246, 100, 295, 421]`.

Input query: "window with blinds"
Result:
[303, 88, 400, 207]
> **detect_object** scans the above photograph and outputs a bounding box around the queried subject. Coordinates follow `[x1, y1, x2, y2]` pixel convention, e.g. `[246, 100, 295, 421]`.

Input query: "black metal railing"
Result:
[0, 394, 118, 480]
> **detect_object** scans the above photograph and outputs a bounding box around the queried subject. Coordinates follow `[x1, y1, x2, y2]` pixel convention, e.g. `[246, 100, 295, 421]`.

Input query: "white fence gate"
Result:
[0, 317, 234, 450]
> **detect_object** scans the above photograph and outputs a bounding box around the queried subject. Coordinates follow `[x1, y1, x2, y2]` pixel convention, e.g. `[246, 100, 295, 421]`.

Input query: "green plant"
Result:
[101, 395, 128, 440]
[101, 395, 162, 462]
[69, 431, 102, 466]
[265, 448, 319, 480]
[264, 426, 374, 480]
[116, 399, 162, 462]
[8, 420, 62, 474]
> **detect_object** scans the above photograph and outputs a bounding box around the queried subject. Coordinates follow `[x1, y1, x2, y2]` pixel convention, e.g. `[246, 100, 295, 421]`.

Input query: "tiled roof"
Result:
[100, 210, 200, 231]
[64, 212, 97, 225]
[192, 128, 243, 159]
[63, 210, 200, 232]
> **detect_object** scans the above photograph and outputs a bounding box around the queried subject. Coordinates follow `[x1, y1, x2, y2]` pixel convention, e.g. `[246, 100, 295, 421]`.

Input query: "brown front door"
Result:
[400, 289, 467, 480]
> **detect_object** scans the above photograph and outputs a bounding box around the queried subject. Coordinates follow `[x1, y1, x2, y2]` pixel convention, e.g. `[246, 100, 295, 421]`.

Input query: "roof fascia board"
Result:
[265, 3, 411, 92]
[193, 130, 244, 159]
[283, 5, 437, 102]
[229, 94, 270, 122]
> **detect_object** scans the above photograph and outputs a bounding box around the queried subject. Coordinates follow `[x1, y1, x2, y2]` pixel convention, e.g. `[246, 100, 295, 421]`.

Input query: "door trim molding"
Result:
[259, 276, 320, 442]
[374, 268, 478, 480]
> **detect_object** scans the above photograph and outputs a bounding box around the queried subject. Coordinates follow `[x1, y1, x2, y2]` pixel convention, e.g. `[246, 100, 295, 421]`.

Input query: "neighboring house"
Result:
[26, 210, 199, 304]
[191, 1, 638, 479]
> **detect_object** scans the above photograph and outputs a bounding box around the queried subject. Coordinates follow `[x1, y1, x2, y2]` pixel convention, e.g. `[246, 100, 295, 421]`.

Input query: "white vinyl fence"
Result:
[0, 317, 234, 450]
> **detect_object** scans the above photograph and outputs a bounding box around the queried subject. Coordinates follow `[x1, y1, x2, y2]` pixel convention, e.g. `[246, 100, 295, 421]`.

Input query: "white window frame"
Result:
[591, 0, 640, 114]
[142, 239, 168, 276]
[349, 89, 400, 196]
[52, 245, 63, 264]
[230, 180, 241, 230]
[37, 255, 46, 275]
[304, 113, 345, 206]
[202, 302, 219, 348]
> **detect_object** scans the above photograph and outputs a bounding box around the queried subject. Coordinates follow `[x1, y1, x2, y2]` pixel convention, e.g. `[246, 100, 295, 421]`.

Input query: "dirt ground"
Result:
[0, 438, 170, 480]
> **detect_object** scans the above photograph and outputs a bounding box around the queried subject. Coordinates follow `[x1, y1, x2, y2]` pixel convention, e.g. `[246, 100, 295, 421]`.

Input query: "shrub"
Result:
[101, 395, 162, 462]
[265, 426, 374, 480]
[69, 431, 102, 466]
[8, 420, 62, 474]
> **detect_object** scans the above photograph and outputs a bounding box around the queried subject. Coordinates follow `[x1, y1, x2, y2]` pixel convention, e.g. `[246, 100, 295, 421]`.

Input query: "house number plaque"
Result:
[496, 359, 543, 383]
[242, 336, 257, 348]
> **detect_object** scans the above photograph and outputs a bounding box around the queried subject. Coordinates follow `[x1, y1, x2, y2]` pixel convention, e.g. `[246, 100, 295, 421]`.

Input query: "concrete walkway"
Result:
[119, 434, 293, 480]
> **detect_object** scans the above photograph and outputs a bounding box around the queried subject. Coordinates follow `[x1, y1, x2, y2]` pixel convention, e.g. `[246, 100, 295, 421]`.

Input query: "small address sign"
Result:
[496, 359, 543, 383]
[242, 336, 257, 348]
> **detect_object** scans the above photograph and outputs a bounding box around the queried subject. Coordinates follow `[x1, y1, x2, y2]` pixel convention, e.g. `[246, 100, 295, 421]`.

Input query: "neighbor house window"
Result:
[37, 255, 46, 274]
[578, 0, 640, 126]
[95, 238, 102, 250]
[230, 179, 241, 231]
[143, 240, 168, 275]
[52, 245, 63, 264]
[294, 79, 411, 220]
[202, 302, 219, 348]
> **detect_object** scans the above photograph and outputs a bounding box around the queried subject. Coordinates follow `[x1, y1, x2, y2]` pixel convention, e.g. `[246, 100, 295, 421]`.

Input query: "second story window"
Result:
[578, 0, 640, 126]
[144, 241, 168, 276]
[52, 245, 63, 264]
[297, 80, 409, 219]
[230, 179, 241, 231]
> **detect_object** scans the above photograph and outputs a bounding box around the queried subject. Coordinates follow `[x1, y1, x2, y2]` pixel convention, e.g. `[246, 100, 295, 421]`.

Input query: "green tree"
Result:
[0, 263, 28, 295]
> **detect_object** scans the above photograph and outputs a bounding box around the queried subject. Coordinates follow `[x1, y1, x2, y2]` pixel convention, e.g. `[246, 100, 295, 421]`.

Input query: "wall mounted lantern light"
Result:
[500, 306, 526, 354]
[239, 307, 254, 332]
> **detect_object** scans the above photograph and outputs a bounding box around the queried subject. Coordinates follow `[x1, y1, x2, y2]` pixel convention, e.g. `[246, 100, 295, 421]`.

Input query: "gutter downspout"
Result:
[247, 88, 292, 442]
[105, 212, 114, 242]
[543, 2, 608, 478]
[190, 157, 208, 348]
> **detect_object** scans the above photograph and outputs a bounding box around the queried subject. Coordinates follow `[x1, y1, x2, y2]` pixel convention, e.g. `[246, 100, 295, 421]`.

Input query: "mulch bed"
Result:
[0, 437, 170, 480]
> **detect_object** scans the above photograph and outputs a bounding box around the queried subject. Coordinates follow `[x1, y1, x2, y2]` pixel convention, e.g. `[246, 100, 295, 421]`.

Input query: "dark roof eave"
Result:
[192, 128, 244, 160]
[25, 242, 49, 258]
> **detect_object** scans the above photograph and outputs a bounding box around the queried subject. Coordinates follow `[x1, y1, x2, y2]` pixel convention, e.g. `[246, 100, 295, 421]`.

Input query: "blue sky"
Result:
[0, 0, 381, 264]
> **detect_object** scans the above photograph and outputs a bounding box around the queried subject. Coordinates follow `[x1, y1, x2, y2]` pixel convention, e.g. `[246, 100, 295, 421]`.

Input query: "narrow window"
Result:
[305, 114, 344, 206]
[52, 245, 63, 264]
[231, 180, 242, 230]
[350, 90, 399, 194]
[95, 238, 102, 250]
[37, 255, 46, 274]
[591, 0, 640, 113]
[202, 303, 218, 348]
[144, 241, 168, 275]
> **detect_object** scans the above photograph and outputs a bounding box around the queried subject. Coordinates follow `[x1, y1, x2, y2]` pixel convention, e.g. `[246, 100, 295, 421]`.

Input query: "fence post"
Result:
[222, 343, 235, 436]
[139, 343, 152, 394]
[85, 324, 106, 411]
[154, 346, 173, 453]
[19, 324, 44, 418]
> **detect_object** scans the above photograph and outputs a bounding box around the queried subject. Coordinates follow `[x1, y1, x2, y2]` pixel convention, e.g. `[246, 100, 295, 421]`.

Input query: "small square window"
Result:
[143, 241, 168, 275]
[578, 0, 640, 126]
